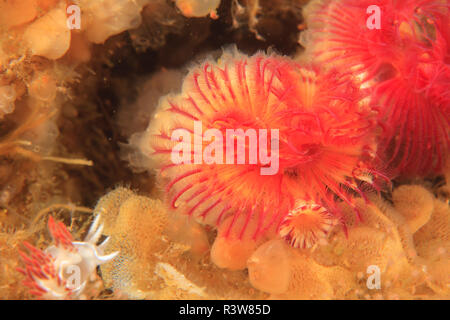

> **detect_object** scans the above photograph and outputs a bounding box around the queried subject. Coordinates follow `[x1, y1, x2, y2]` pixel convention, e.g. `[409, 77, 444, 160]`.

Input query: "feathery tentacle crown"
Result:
[142, 50, 381, 243]
[305, 0, 449, 176]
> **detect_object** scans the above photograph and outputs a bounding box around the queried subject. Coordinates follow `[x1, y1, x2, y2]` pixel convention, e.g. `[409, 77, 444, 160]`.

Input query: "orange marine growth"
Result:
[144, 50, 384, 242]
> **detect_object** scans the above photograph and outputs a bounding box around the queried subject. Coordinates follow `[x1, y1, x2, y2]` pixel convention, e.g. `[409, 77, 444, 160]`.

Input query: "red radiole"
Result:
[141, 49, 385, 243]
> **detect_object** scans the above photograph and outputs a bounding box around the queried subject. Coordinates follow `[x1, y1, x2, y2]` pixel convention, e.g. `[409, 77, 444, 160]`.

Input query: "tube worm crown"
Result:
[140, 49, 384, 242]
[305, 0, 449, 176]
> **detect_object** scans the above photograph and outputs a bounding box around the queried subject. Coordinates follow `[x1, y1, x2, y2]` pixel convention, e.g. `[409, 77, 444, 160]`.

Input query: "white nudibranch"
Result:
[17, 215, 118, 299]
